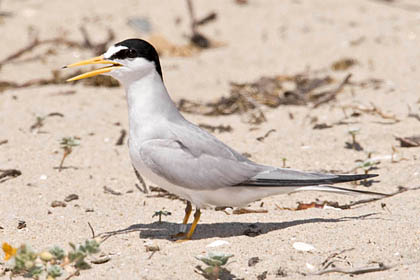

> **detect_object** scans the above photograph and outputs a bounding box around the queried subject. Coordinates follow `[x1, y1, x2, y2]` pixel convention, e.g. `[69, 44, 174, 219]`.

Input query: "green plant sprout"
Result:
[346, 127, 363, 151]
[356, 159, 380, 175]
[152, 210, 172, 223]
[2, 239, 100, 279]
[195, 252, 234, 280]
[348, 127, 360, 144]
[282, 157, 287, 168]
[58, 137, 79, 172]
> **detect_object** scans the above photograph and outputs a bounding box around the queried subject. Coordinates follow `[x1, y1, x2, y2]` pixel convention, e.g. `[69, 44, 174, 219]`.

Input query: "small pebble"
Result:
[306, 263, 315, 270]
[51, 200, 67, 208]
[64, 194, 79, 202]
[17, 220, 26, 229]
[248, 256, 260, 267]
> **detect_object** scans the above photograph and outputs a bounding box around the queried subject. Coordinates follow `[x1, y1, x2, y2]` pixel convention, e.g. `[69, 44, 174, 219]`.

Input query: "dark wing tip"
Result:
[238, 173, 379, 187]
[337, 173, 379, 181]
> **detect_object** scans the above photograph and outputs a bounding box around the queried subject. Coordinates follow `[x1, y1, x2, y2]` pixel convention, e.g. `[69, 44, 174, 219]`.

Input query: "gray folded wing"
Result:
[139, 138, 264, 190]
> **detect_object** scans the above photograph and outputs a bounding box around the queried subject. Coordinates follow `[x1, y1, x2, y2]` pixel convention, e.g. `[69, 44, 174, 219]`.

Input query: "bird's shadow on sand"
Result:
[98, 213, 380, 241]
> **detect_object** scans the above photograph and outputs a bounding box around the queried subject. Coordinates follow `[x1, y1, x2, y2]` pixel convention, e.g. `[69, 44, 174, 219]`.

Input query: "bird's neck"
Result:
[122, 71, 181, 140]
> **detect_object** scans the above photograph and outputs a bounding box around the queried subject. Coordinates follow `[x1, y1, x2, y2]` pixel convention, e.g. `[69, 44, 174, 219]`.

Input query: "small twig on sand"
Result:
[147, 186, 185, 201]
[277, 186, 419, 211]
[314, 263, 391, 275]
[312, 74, 352, 108]
[133, 167, 149, 194]
[30, 112, 64, 133]
[79, 26, 115, 55]
[321, 248, 354, 269]
[80, 26, 93, 49]
[196, 12, 217, 26]
[88, 222, 96, 239]
[342, 186, 419, 209]
[64, 269, 80, 280]
[0, 169, 22, 183]
[103, 186, 122, 196]
[115, 129, 127, 146]
[0, 27, 115, 67]
[342, 102, 399, 122]
[0, 37, 40, 66]
[232, 208, 268, 215]
[0, 37, 78, 67]
[185, 0, 211, 48]
[186, 0, 198, 34]
[256, 129, 276, 142]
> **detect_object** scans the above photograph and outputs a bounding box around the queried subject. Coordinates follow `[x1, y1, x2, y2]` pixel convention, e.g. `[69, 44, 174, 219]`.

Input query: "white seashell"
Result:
[293, 242, 315, 251]
[206, 240, 230, 248]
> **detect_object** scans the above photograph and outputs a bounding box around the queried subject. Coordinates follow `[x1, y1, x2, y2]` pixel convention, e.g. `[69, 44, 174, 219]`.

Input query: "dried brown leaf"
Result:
[395, 135, 420, 147]
[232, 208, 268, 215]
[331, 58, 358, 71]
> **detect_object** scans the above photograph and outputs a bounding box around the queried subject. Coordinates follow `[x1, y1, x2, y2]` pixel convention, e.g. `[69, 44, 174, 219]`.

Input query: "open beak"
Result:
[63, 55, 122, 82]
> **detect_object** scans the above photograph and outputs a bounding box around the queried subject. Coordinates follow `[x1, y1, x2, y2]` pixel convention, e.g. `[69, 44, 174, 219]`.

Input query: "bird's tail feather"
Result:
[292, 185, 387, 196]
[238, 170, 385, 195]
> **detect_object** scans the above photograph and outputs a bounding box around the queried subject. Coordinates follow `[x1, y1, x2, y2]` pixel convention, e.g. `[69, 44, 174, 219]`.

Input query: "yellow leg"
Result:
[173, 202, 192, 238]
[176, 209, 201, 242]
[185, 209, 201, 240]
[182, 201, 192, 224]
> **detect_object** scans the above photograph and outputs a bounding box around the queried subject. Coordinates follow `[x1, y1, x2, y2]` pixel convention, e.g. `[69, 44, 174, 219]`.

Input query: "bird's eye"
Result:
[127, 49, 137, 58]
[112, 49, 137, 60]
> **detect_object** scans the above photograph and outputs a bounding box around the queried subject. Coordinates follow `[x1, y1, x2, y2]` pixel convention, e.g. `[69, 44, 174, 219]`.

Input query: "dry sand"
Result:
[1, 0, 420, 279]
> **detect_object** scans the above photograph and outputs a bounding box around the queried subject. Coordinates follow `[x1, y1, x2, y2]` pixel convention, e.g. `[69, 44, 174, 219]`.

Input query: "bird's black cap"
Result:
[110, 38, 163, 79]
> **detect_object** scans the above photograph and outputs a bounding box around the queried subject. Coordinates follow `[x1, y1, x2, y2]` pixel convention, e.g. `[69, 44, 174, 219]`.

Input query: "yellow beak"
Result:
[63, 55, 122, 82]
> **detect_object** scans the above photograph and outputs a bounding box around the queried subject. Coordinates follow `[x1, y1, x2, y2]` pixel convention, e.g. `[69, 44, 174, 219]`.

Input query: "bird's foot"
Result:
[171, 224, 188, 240]
[171, 232, 186, 238]
[171, 232, 192, 242]
[174, 234, 191, 243]
[175, 238, 191, 243]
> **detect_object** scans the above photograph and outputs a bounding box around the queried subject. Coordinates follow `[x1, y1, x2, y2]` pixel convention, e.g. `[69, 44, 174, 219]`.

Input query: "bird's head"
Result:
[64, 38, 162, 84]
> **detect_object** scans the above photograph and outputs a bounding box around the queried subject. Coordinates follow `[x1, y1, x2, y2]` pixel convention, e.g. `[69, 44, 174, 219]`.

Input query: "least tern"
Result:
[65, 39, 380, 240]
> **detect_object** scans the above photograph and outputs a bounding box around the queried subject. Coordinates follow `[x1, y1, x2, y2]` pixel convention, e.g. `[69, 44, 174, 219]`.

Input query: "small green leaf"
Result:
[196, 252, 234, 267]
[348, 127, 360, 135]
[49, 246, 66, 260]
[26, 264, 44, 277]
[83, 239, 100, 254]
[48, 264, 63, 277]
[75, 258, 91, 270]
[60, 137, 80, 148]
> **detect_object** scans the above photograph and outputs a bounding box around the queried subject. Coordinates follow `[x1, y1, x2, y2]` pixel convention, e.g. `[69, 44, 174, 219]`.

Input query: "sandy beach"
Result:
[1, 0, 420, 279]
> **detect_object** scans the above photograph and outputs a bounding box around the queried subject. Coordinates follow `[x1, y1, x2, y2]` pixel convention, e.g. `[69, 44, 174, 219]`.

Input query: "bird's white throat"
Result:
[121, 69, 181, 142]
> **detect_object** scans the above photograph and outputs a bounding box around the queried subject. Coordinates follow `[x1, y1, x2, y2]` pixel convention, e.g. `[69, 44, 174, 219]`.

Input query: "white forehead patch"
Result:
[104, 45, 128, 59]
